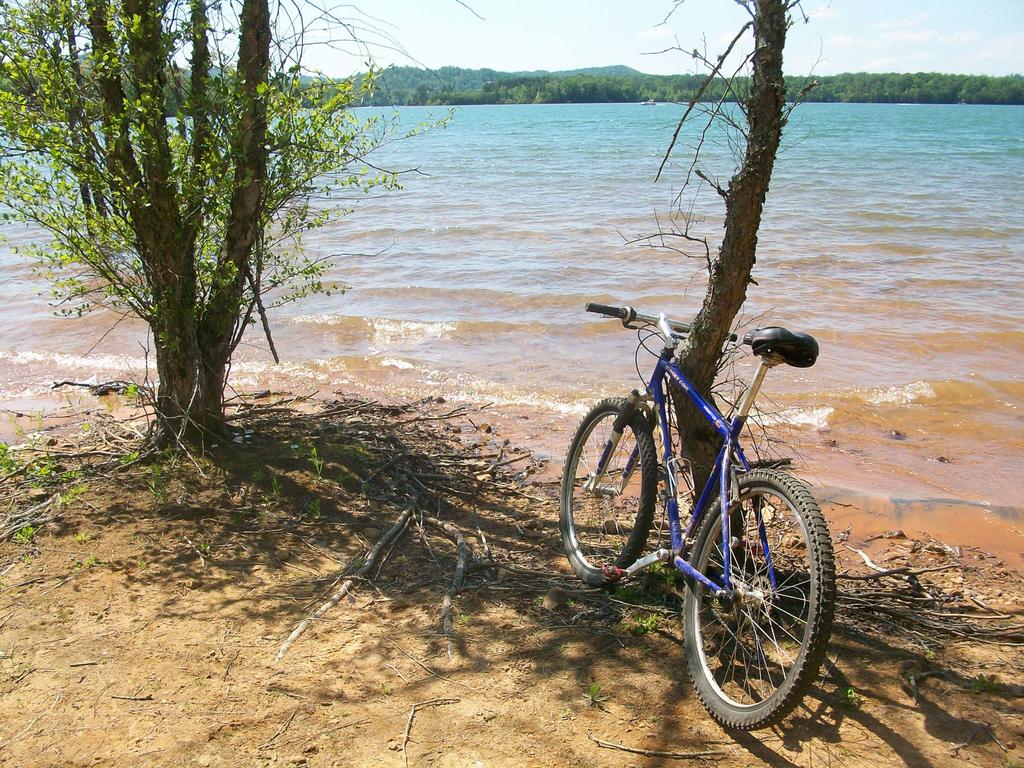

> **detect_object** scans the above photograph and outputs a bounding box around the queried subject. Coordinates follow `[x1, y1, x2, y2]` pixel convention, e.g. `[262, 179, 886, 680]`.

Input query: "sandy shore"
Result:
[1, 393, 1021, 767]
[3, 383, 1023, 572]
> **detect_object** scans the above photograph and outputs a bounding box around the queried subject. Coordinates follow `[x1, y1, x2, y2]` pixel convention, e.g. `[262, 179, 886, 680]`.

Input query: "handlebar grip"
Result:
[585, 302, 627, 319]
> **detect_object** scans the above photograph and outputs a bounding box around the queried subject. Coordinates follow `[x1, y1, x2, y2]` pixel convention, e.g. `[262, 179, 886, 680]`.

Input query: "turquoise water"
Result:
[2, 102, 1023, 504]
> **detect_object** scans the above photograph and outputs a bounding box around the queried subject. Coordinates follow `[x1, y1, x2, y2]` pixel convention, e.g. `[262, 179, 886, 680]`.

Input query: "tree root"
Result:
[424, 518, 475, 659]
[275, 504, 414, 662]
[836, 543, 1024, 645]
[0, 497, 57, 542]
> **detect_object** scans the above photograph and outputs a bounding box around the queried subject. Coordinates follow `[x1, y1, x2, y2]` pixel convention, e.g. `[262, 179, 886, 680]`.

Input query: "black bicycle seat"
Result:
[743, 327, 819, 368]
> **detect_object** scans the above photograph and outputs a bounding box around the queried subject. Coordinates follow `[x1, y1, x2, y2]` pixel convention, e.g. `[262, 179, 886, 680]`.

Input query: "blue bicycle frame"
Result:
[599, 344, 780, 598]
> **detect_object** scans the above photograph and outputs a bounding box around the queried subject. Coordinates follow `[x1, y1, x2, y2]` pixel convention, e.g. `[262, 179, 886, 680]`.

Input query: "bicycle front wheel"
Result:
[683, 468, 835, 730]
[559, 398, 657, 586]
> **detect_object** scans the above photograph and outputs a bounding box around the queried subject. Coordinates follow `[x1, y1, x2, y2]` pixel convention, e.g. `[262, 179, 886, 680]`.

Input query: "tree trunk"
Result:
[148, 0, 269, 446]
[152, 309, 227, 442]
[673, 0, 789, 491]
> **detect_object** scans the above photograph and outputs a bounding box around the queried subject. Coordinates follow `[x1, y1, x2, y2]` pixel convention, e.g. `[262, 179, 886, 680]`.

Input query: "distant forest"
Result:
[356, 65, 1024, 106]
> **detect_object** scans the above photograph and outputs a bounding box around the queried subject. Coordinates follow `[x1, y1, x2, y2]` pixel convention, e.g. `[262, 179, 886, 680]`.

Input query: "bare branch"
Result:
[654, 20, 752, 182]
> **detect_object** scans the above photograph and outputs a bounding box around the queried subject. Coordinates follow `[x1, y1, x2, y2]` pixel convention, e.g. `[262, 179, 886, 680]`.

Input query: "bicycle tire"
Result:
[559, 397, 658, 586]
[683, 468, 835, 730]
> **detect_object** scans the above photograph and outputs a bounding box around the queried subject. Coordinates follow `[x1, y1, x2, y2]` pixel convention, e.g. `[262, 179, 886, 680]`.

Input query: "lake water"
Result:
[2, 102, 1023, 526]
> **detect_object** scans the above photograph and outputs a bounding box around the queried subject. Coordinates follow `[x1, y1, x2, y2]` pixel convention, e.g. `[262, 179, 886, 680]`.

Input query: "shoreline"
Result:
[4, 380, 1022, 571]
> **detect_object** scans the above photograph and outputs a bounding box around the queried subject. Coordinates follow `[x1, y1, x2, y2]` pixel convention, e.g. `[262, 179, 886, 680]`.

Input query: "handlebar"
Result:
[585, 302, 737, 342]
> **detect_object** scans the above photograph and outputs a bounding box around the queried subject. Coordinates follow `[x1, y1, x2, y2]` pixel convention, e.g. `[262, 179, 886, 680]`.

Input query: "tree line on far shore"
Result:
[356, 66, 1024, 106]
[5, 66, 1021, 116]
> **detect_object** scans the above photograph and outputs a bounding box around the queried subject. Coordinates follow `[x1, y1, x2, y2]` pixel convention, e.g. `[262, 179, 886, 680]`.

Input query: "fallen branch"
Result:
[52, 379, 141, 397]
[425, 518, 475, 658]
[402, 698, 459, 768]
[276, 504, 414, 662]
[0, 497, 57, 542]
[382, 637, 470, 689]
[0, 692, 62, 753]
[587, 734, 724, 760]
[837, 563, 959, 581]
[259, 706, 300, 749]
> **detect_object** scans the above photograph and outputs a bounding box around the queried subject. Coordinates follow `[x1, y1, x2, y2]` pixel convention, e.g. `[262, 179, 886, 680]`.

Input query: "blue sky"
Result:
[303, 1, 1024, 77]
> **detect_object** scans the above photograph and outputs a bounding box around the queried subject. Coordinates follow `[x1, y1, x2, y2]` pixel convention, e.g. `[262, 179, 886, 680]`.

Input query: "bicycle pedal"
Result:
[601, 564, 627, 582]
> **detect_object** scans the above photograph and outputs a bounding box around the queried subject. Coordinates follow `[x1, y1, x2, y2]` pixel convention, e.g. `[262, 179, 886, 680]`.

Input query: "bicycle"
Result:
[559, 302, 835, 730]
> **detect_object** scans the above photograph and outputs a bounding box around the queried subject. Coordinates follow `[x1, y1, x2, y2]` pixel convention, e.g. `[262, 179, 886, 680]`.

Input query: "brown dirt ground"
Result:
[1, 396, 1022, 768]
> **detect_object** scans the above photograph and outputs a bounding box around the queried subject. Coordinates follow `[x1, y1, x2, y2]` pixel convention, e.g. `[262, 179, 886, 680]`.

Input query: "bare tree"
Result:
[651, 0, 808, 488]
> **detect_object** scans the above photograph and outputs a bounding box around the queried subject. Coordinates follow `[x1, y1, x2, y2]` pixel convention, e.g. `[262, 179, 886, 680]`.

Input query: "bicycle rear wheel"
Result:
[559, 398, 657, 586]
[683, 468, 835, 730]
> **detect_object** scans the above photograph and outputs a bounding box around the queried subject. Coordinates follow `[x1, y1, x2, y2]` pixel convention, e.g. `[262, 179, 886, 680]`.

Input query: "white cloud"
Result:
[864, 56, 897, 70]
[641, 26, 674, 40]
[938, 30, 982, 45]
[870, 12, 931, 31]
[878, 29, 940, 45]
[826, 34, 858, 48]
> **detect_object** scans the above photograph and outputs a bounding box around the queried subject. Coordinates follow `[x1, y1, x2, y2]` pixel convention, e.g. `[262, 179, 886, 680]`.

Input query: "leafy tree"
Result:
[357, 65, 1024, 106]
[0, 0, 394, 444]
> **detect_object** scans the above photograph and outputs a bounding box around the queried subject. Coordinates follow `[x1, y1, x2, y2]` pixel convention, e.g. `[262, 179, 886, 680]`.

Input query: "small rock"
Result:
[435, 396, 446, 404]
[935, 455, 950, 463]
[45, 520, 66, 535]
[46, 437, 58, 447]
[287, 755, 307, 765]
[601, 520, 621, 534]
[28, 488, 48, 501]
[543, 587, 570, 611]
[363, 526, 382, 539]
[888, 430, 906, 440]
[387, 740, 401, 751]
[824, 439, 838, 448]
[523, 519, 542, 531]
[1006, 740, 1016, 750]
[881, 530, 907, 539]
[478, 423, 493, 434]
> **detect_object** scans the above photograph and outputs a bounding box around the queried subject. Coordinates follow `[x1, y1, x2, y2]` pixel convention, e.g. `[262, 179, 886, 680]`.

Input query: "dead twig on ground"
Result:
[588, 733, 724, 760]
[0, 692, 62, 753]
[424, 517, 475, 658]
[259, 706, 300, 749]
[275, 504, 414, 661]
[402, 698, 459, 768]
[382, 637, 470, 689]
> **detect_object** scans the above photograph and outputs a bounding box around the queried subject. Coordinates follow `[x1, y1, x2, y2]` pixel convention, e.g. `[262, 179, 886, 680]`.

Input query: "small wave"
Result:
[288, 313, 360, 327]
[370, 318, 456, 351]
[762, 406, 833, 430]
[0, 349, 148, 371]
[0, 384, 54, 401]
[865, 381, 936, 406]
[380, 358, 414, 370]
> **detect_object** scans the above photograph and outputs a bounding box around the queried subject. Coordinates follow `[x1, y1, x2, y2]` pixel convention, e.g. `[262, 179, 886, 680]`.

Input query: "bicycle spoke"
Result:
[690, 480, 823, 712]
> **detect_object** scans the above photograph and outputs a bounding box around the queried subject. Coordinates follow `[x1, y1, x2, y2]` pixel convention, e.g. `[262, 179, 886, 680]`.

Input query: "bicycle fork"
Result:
[583, 389, 648, 493]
